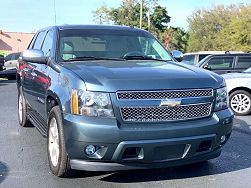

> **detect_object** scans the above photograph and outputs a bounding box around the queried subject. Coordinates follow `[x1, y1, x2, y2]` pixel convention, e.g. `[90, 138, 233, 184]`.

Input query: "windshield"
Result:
[58, 29, 172, 62]
[244, 67, 251, 73]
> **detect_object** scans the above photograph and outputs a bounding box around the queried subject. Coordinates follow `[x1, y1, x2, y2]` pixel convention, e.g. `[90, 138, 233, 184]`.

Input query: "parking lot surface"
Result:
[0, 80, 251, 188]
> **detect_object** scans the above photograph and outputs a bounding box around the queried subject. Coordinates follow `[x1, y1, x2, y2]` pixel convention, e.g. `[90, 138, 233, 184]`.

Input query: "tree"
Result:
[92, 0, 170, 32]
[151, 6, 170, 32]
[92, 4, 111, 24]
[187, 3, 251, 52]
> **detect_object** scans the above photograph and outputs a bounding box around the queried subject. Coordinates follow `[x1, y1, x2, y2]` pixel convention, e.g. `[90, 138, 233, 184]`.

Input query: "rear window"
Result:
[62, 36, 106, 52]
[236, 56, 251, 69]
[182, 55, 195, 65]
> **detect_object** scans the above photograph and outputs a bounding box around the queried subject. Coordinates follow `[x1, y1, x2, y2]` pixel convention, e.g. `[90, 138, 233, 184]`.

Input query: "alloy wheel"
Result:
[230, 93, 251, 114]
[48, 117, 60, 167]
[18, 95, 23, 123]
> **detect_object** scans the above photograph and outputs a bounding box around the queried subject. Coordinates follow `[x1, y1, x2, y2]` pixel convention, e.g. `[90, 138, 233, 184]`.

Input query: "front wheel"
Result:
[18, 90, 30, 127]
[47, 106, 73, 177]
[229, 90, 251, 116]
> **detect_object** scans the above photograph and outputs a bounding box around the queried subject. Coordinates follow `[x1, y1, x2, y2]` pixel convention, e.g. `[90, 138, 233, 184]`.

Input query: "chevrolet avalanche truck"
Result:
[16, 25, 234, 177]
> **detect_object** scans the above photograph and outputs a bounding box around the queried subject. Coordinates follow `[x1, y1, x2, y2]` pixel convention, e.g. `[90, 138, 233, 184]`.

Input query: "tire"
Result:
[229, 90, 251, 116]
[18, 89, 30, 127]
[47, 106, 73, 177]
[7, 76, 16, 80]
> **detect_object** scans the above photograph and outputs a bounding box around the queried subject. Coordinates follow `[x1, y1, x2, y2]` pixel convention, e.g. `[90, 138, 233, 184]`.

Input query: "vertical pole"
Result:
[99, 15, 102, 24]
[140, 0, 143, 29]
[53, 0, 57, 25]
[148, 12, 150, 31]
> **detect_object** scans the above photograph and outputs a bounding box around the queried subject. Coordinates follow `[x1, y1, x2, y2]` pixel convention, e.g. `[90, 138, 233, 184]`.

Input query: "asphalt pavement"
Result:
[0, 80, 251, 188]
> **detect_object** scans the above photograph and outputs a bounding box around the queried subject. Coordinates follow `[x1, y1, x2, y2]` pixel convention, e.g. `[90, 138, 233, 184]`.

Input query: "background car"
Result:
[196, 53, 251, 74]
[222, 67, 251, 116]
[0, 55, 4, 71]
[182, 51, 227, 65]
[182, 51, 244, 65]
[4, 52, 21, 70]
[0, 52, 20, 79]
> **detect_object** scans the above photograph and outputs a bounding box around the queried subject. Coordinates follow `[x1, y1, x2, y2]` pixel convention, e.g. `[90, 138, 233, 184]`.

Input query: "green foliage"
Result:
[187, 3, 251, 52]
[109, 1, 148, 28]
[151, 6, 170, 32]
[157, 27, 188, 52]
[0, 51, 8, 56]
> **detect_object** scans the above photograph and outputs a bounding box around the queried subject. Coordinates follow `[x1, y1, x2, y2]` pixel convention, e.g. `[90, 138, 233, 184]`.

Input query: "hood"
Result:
[222, 72, 251, 79]
[62, 60, 225, 92]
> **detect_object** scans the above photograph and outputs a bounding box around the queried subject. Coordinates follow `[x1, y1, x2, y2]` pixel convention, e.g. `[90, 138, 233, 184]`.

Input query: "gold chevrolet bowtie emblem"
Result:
[159, 98, 182, 108]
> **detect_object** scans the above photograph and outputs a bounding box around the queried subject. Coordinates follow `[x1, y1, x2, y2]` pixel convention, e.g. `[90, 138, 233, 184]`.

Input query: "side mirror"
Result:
[21, 49, 47, 64]
[171, 50, 183, 62]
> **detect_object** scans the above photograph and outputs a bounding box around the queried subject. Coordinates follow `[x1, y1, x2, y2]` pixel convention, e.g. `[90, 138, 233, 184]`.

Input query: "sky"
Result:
[0, 0, 249, 33]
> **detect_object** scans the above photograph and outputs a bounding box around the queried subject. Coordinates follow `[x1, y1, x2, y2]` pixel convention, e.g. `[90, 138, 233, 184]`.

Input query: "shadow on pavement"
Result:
[233, 116, 251, 135]
[0, 79, 16, 86]
[0, 162, 8, 184]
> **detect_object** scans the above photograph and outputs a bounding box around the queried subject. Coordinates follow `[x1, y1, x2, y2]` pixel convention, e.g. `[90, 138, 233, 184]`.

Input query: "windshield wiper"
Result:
[64, 56, 125, 62]
[122, 55, 168, 62]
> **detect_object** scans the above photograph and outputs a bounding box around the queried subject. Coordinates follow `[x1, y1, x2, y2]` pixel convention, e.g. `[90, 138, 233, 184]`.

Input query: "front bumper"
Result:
[62, 108, 233, 171]
[70, 148, 222, 171]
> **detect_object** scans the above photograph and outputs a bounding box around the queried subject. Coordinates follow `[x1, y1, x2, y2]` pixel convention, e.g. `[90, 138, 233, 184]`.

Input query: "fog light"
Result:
[85, 145, 96, 155]
[220, 135, 226, 143]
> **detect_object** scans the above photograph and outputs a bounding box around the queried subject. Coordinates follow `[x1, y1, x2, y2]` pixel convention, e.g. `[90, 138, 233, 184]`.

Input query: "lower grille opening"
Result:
[197, 140, 212, 152]
[122, 147, 143, 160]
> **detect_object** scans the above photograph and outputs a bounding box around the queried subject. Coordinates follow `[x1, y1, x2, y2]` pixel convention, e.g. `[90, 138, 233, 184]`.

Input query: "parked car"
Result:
[222, 67, 251, 116]
[182, 51, 223, 65]
[196, 53, 251, 74]
[0, 52, 20, 79]
[181, 51, 242, 65]
[4, 52, 21, 70]
[0, 55, 4, 71]
[17, 25, 233, 177]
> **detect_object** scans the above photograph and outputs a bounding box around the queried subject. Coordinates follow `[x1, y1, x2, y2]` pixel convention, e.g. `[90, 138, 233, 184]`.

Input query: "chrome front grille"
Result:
[117, 89, 213, 100]
[120, 103, 212, 122]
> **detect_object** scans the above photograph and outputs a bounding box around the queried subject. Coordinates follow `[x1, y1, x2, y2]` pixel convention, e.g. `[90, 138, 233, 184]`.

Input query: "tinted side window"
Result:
[4, 54, 12, 61]
[236, 56, 251, 69]
[198, 54, 210, 61]
[11, 54, 16, 60]
[14, 53, 21, 60]
[32, 31, 46, 50]
[207, 57, 234, 70]
[41, 31, 53, 56]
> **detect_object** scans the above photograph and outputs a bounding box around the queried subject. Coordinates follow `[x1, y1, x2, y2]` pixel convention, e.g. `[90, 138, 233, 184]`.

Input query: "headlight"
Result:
[71, 89, 114, 117]
[215, 87, 228, 111]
